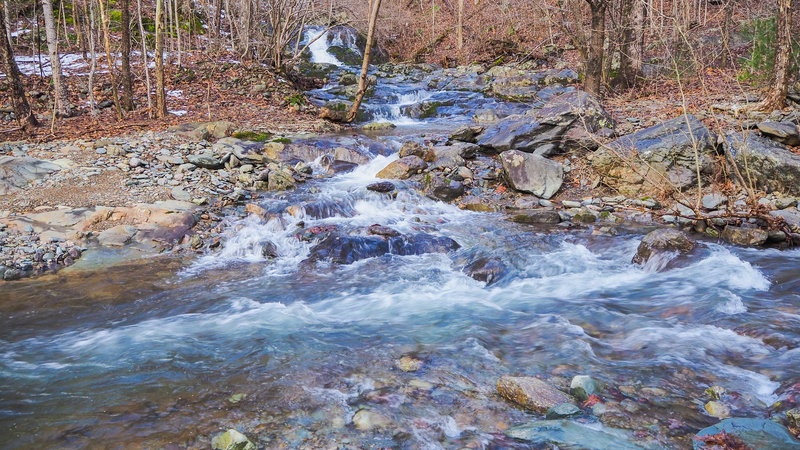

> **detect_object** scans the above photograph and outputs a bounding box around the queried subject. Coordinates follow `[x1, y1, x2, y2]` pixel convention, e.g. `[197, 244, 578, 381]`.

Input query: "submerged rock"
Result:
[546, 403, 583, 420]
[505, 419, 644, 449]
[570, 375, 601, 401]
[463, 257, 506, 285]
[211, 429, 256, 450]
[395, 355, 423, 372]
[352, 408, 391, 431]
[497, 375, 573, 413]
[499, 150, 564, 199]
[308, 232, 460, 264]
[632, 228, 695, 270]
[366, 181, 396, 193]
[509, 209, 562, 224]
[693, 418, 800, 450]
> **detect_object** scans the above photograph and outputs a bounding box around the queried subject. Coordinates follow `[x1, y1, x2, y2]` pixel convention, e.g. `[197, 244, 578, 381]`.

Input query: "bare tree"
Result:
[41, 0, 73, 117]
[120, 0, 135, 110]
[760, 0, 793, 110]
[584, 0, 607, 96]
[97, 0, 124, 119]
[155, 0, 168, 118]
[347, 0, 382, 122]
[0, 3, 39, 131]
[137, 0, 153, 115]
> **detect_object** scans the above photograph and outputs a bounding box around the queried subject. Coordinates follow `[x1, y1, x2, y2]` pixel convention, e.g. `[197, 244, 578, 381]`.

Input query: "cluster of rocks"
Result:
[0, 221, 83, 280]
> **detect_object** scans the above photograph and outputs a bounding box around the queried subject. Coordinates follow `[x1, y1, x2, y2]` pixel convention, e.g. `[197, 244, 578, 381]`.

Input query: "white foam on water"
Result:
[716, 293, 747, 314]
[304, 27, 342, 66]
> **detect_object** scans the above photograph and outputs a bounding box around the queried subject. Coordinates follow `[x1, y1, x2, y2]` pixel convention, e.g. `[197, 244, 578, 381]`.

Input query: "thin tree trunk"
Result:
[155, 0, 167, 118]
[137, 0, 152, 115]
[88, 0, 97, 115]
[457, 0, 463, 50]
[617, 0, 636, 87]
[73, 0, 86, 58]
[346, 0, 381, 123]
[760, 0, 792, 110]
[0, 3, 40, 131]
[630, 0, 645, 75]
[2, 0, 10, 47]
[174, 0, 181, 67]
[97, 0, 123, 119]
[584, 0, 606, 96]
[120, 0, 134, 110]
[41, 0, 72, 117]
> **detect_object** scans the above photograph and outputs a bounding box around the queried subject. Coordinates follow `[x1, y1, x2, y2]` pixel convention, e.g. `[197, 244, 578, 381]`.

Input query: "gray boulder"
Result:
[693, 418, 800, 450]
[478, 116, 567, 154]
[756, 121, 800, 146]
[0, 156, 63, 195]
[499, 150, 564, 199]
[425, 174, 465, 202]
[535, 90, 615, 133]
[506, 420, 643, 449]
[632, 228, 695, 271]
[726, 131, 800, 196]
[496, 376, 574, 413]
[592, 114, 716, 195]
[721, 225, 768, 247]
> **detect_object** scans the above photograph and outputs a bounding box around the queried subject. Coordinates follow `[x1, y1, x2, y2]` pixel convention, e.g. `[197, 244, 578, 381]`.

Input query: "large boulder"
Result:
[497, 376, 574, 413]
[0, 156, 63, 195]
[726, 131, 800, 196]
[424, 174, 465, 202]
[632, 228, 695, 271]
[756, 121, 800, 146]
[721, 225, 769, 247]
[534, 90, 615, 134]
[591, 114, 716, 195]
[478, 116, 567, 154]
[499, 150, 564, 199]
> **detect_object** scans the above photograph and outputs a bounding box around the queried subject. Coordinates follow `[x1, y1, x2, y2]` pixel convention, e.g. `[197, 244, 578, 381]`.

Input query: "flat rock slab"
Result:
[693, 418, 800, 450]
[497, 375, 573, 413]
[499, 150, 563, 199]
[727, 131, 800, 196]
[756, 121, 800, 146]
[506, 420, 644, 449]
[0, 156, 63, 195]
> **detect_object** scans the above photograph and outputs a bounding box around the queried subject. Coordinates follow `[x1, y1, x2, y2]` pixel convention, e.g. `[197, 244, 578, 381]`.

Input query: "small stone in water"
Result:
[704, 401, 731, 418]
[569, 375, 600, 402]
[705, 385, 727, 400]
[227, 393, 246, 404]
[395, 355, 423, 372]
[352, 408, 391, 431]
[545, 403, 582, 420]
[211, 429, 255, 450]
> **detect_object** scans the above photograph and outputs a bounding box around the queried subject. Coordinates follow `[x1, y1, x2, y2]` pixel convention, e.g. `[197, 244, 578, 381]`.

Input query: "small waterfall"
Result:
[370, 90, 434, 125]
[303, 27, 343, 66]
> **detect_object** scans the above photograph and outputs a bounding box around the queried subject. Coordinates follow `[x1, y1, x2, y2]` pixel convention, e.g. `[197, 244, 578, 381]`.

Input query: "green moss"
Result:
[285, 94, 305, 106]
[233, 131, 273, 142]
[327, 45, 362, 66]
[272, 137, 292, 144]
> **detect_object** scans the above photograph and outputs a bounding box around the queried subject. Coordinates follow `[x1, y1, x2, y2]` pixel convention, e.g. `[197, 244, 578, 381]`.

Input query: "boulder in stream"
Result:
[308, 232, 460, 265]
[505, 420, 644, 449]
[693, 418, 800, 450]
[211, 429, 256, 450]
[376, 156, 427, 179]
[497, 375, 574, 413]
[632, 228, 695, 271]
[499, 150, 564, 199]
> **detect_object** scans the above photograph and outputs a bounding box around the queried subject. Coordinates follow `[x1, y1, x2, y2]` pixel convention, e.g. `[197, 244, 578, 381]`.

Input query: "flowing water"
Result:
[2, 29, 800, 449]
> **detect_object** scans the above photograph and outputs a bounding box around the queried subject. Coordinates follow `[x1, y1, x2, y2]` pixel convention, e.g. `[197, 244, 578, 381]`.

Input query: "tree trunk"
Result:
[41, 0, 73, 117]
[137, 0, 153, 115]
[88, 0, 97, 115]
[760, 0, 792, 110]
[0, 4, 39, 131]
[630, 0, 645, 75]
[617, 0, 635, 87]
[155, 0, 168, 118]
[584, 0, 606, 97]
[346, 0, 382, 123]
[457, 0, 464, 51]
[120, 0, 134, 110]
[97, 0, 124, 120]
[2, 0, 10, 47]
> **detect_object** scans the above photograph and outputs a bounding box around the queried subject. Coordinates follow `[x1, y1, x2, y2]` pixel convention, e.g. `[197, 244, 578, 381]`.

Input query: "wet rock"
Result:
[187, 154, 224, 170]
[395, 356, 423, 372]
[425, 175, 465, 202]
[545, 403, 583, 420]
[211, 429, 256, 450]
[499, 150, 564, 199]
[727, 131, 800, 196]
[366, 181, 395, 193]
[463, 257, 506, 285]
[592, 115, 716, 195]
[705, 385, 727, 400]
[267, 169, 296, 191]
[704, 401, 731, 418]
[509, 210, 562, 224]
[721, 225, 768, 247]
[757, 121, 800, 146]
[693, 418, 800, 450]
[362, 121, 396, 131]
[398, 141, 433, 160]
[352, 408, 391, 431]
[3, 267, 21, 280]
[367, 224, 401, 237]
[497, 375, 573, 413]
[449, 125, 485, 143]
[787, 408, 800, 428]
[632, 228, 695, 270]
[376, 156, 427, 179]
[570, 375, 600, 401]
[505, 420, 642, 449]
[261, 241, 279, 259]
[308, 232, 460, 264]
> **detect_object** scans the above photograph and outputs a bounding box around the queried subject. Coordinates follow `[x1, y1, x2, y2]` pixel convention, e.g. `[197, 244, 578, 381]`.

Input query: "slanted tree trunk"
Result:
[346, 0, 382, 123]
[0, 4, 39, 131]
[457, 0, 464, 51]
[761, 0, 792, 110]
[120, 0, 134, 110]
[584, 0, 607, 96]
[41, 0, 73, 117]
[155, 0, 168, 118]
[97, 0, 123, 119]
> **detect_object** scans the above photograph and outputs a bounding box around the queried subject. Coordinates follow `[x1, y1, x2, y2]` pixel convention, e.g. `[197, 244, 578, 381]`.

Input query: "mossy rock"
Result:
[232, 131, 273, 142]
[327, 45, 363, 66]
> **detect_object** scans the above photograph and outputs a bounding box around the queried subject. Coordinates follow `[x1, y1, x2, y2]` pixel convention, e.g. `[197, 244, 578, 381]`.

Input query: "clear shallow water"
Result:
[3, 28, 800, 450]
